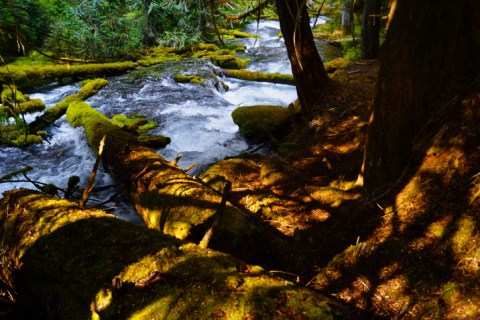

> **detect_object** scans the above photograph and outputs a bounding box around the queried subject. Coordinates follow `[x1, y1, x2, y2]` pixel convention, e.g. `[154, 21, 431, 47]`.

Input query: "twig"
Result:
[183, 163, 197, 172]
[86, 187, 125, 209]
[80, 135, 106, 208]
[169, 153, 183, 166]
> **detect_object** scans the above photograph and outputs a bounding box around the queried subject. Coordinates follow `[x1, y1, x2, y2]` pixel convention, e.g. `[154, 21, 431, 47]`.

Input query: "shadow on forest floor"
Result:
[207, 61, 480, 319]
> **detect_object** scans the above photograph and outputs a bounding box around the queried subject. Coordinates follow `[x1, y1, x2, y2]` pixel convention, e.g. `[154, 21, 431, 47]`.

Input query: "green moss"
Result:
[174, 74, 205, 85]
[0, 62, 135, 89]
[218, 28, 260, 39]
[18, 99, 46, 114]
[29, 78, 109, 135]
[67, 101, 137, 155]
[210, 55, 250, 69]
[232, 105, 292, 145]
[111, 114, 157, 133]
[1, 85, 27, 106]
[222, 69, 294, 85]
[323, 57, 350, 73]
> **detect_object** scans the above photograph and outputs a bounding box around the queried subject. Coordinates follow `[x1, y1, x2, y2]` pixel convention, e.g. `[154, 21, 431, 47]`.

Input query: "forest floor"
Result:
[210, 60, 480, 319]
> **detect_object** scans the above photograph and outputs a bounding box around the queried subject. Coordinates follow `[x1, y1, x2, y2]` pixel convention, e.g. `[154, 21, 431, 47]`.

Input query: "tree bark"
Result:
[361, 0, 382, 59]
[274, 0, 329, 120]
[361, 0, 479, 194]
[342, 0, 354, 36]
[65, 101, 295, 268]
[0, 189, 341, 319]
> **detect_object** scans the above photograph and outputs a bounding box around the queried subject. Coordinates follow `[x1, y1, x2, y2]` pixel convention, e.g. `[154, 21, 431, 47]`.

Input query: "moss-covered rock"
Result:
[210, 55, 250, 69]
[111, 114, 157, 133]
[174, 74, 206, 85]
[232, 105, 293, 145]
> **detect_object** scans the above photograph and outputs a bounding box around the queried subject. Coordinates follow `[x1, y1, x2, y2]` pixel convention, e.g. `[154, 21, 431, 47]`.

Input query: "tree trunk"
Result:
[0, 189, 342, 319]
[361, 0, 382, 59]
[342, 0, 354, 36]
[65, 101, 295, 268]
[274, 0, 329, 120]
[361, 0, 478, 194]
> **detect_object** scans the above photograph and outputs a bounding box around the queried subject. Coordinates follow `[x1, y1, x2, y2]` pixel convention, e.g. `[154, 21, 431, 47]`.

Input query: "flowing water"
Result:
[0, 19, 340, 224]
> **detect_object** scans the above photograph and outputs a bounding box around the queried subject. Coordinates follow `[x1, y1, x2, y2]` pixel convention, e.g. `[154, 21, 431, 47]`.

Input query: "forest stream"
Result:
[0, 19, 340, 224]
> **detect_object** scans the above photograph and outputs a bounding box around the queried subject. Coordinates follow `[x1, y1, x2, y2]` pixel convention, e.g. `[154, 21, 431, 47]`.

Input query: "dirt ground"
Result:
[209, 61, 480, 319]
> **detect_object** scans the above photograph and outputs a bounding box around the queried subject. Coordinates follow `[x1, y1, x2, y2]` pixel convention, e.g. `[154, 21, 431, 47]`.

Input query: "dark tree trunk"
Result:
[361, 0, 382, 59]
[342, 0, 354, 36]
[274, 0, 329, 120]
[362, 0, 479, 194]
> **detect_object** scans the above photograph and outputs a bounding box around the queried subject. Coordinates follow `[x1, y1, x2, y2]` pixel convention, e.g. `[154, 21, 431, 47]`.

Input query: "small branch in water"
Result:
[86, 187, 125, 209]
[183, 163, 197, 172]
[199, 180, 231, 249]
[169, 153, 183, 166]
[80, 135, 107, 208]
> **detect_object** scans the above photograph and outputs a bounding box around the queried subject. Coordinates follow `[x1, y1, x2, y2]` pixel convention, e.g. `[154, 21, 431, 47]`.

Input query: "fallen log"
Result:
[220, 69, 295, 85]
[0, 189, 343, 319]
[29, 78, 109, 134]
[66, 101, 295, 268]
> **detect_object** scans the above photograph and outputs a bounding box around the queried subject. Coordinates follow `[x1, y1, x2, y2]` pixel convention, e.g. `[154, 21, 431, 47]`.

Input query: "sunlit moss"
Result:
[452, 215, 475, 255]
[29, 78, 109, 135]
[210, 55, 250, 69]
[218, 28, 260, 39]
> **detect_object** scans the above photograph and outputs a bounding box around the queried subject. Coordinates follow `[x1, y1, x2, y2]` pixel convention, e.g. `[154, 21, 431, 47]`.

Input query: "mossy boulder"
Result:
[232, 105, 293, 145]
[210, 55, 250, 69]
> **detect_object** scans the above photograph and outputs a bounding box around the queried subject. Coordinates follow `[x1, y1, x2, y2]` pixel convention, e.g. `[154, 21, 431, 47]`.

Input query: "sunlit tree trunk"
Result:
[361, 0, 382, 59]
[362, 0, 479, 194]
[274, 0, 329, 120]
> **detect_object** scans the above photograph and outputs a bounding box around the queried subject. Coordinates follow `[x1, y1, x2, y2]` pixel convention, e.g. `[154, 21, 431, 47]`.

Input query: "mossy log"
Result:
[0, 189, 342, 319]
[0, 62, 136, 89]
[66, 101, 295, 267]
[221, 69, 295, 85]
[28, 78, 109, 134]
